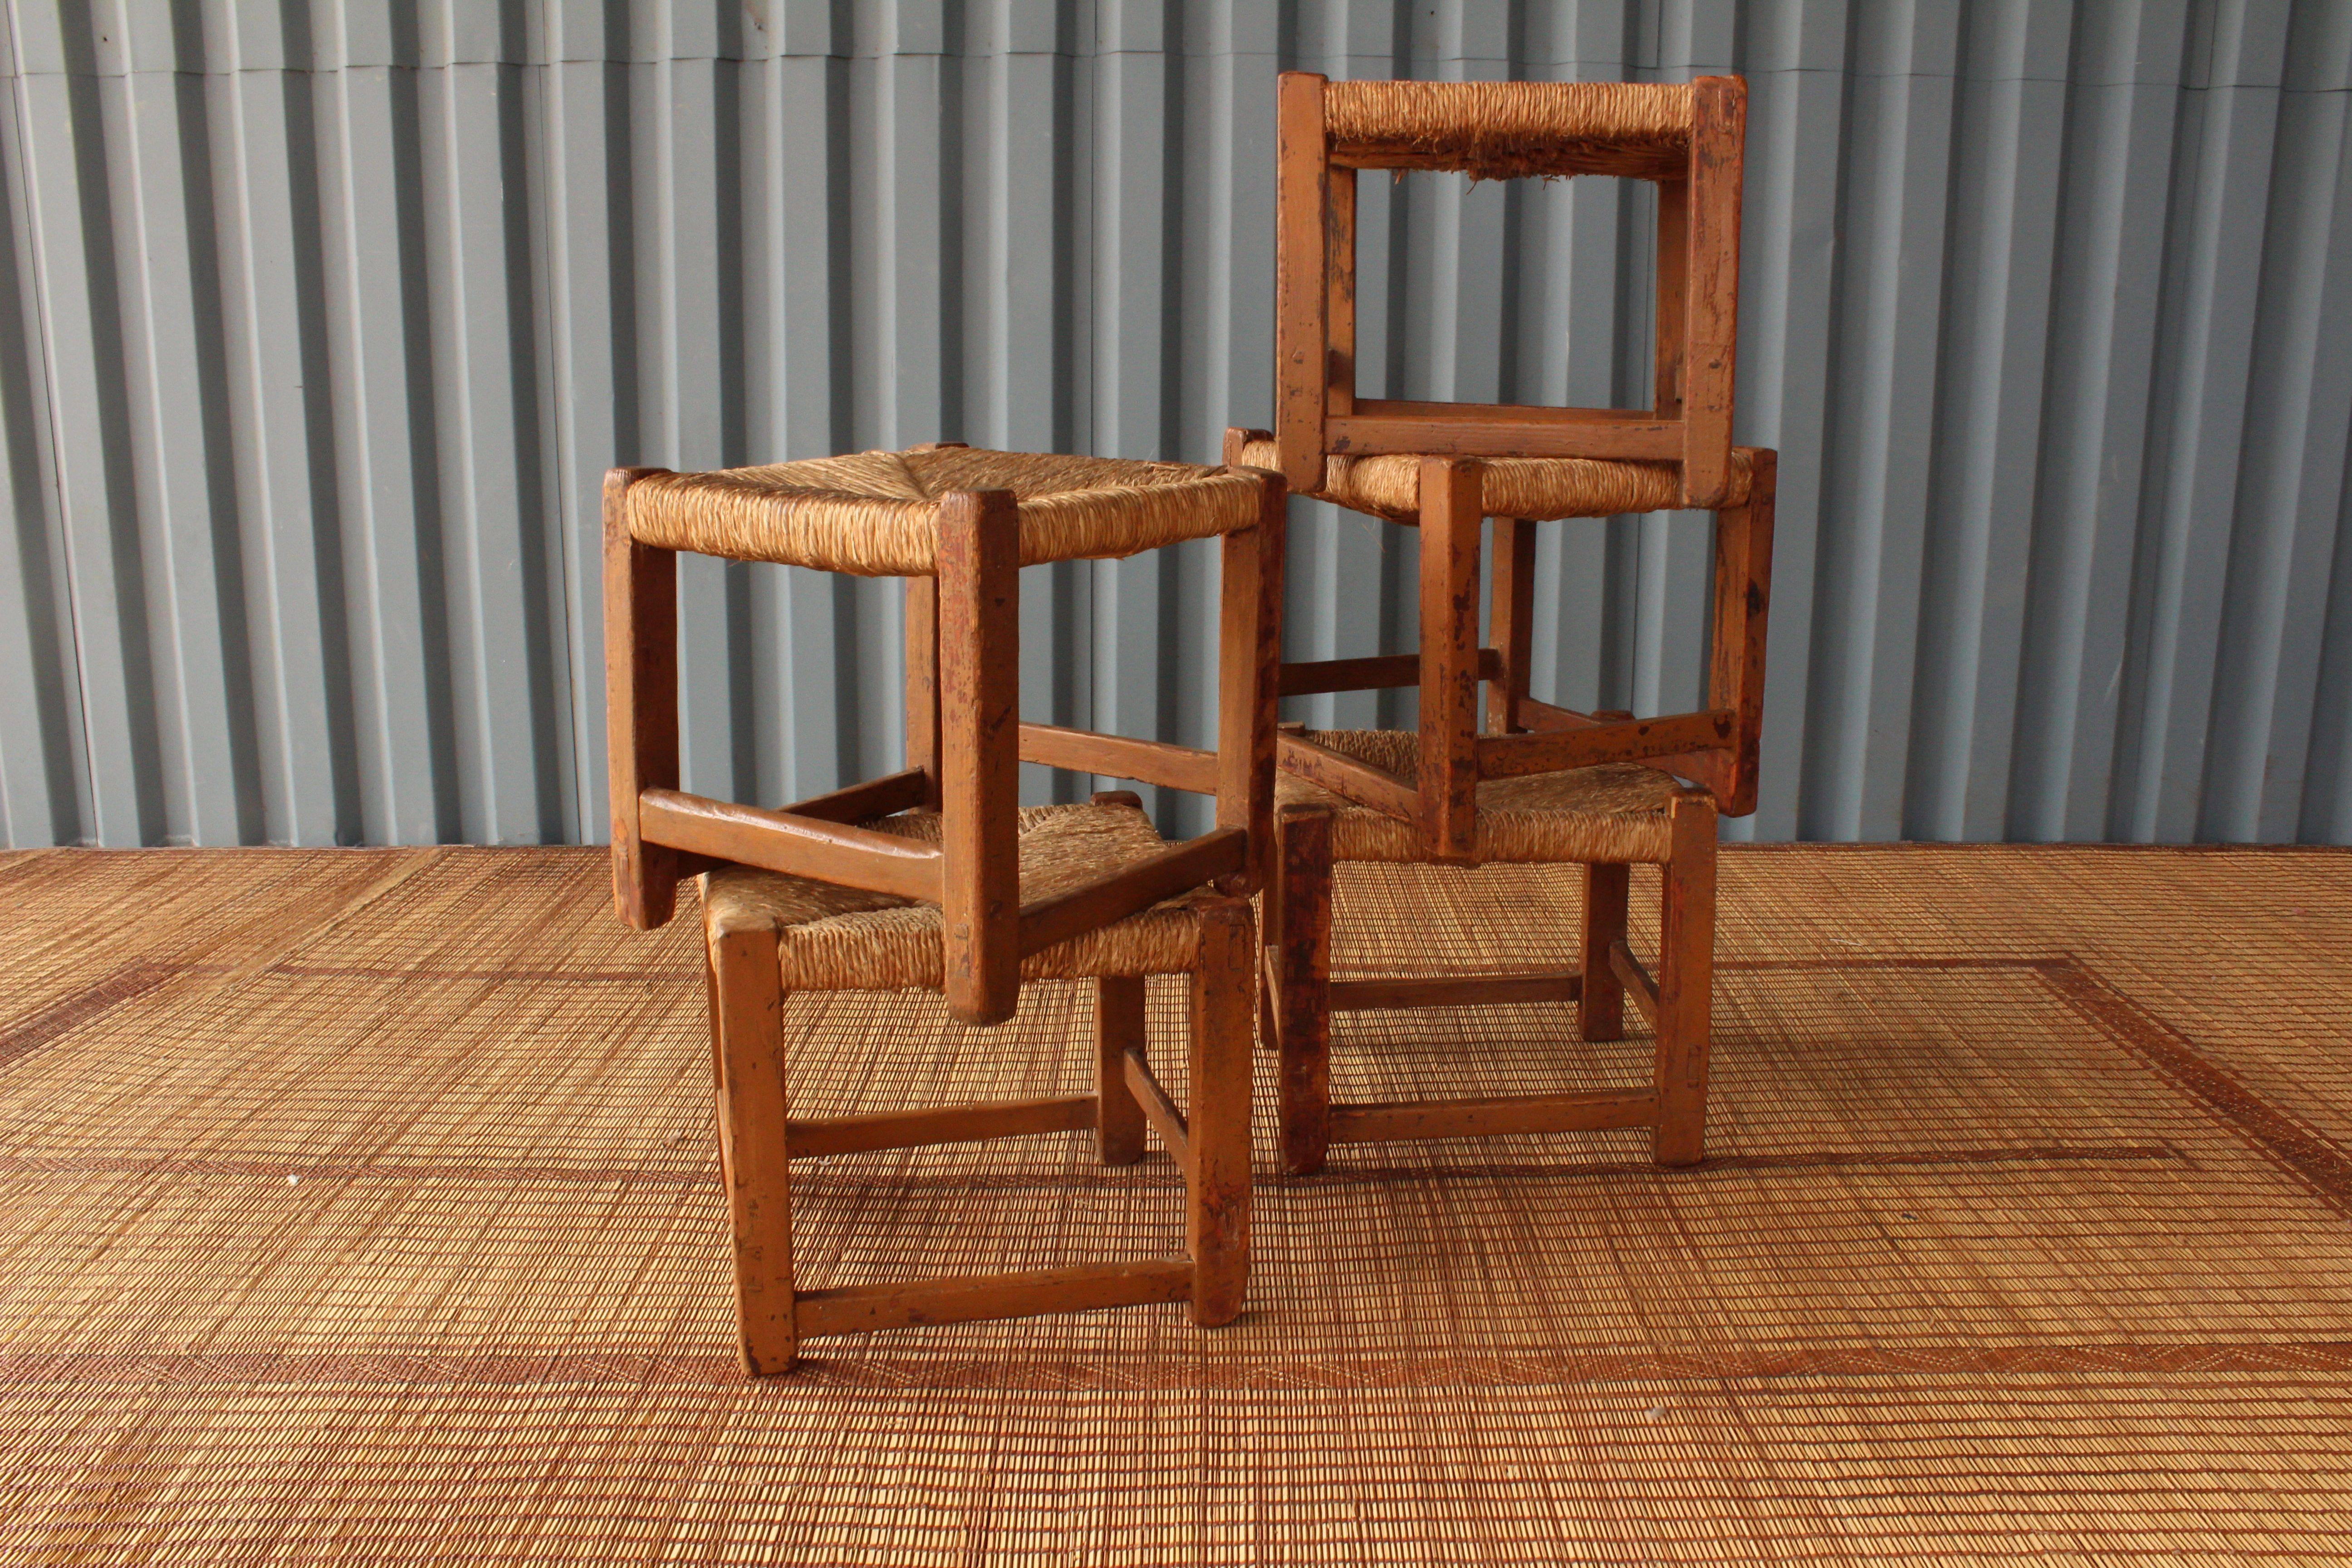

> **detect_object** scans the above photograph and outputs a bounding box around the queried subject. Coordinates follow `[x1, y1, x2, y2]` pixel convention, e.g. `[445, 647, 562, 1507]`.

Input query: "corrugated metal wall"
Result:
[0, 0, 2347, 848]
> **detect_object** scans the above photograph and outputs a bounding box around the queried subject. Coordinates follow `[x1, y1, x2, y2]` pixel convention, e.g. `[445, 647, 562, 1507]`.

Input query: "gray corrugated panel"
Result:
[1, 0, 2349, 847]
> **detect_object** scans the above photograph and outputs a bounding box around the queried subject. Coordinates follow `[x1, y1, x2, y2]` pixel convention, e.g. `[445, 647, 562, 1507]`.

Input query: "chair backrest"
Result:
[1274, 74, 1746, 509]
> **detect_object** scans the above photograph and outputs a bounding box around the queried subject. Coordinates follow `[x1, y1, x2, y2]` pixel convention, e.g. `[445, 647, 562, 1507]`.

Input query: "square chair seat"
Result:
[627, 446, 1265, 577]
[1238, 438, 1760, 524]
[1278, 729, 1684, 865]
[702, 801, 1229, 992]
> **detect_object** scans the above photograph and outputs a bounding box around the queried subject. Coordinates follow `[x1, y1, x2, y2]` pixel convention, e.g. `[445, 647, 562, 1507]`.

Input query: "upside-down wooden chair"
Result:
[1269, 72, 1745, 505]
[1237, 71, 1773, 1173]
[608, 444, 1284, 1025]
[605, 445, 1281, 1370]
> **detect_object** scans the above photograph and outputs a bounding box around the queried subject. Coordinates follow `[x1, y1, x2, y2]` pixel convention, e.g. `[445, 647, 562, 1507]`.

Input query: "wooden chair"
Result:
[1265, 743, 1715, 1173]
[1272, 73, 1746, 508]
[606, 444, 1284, 1026]
[703, 794, 1253, 1374]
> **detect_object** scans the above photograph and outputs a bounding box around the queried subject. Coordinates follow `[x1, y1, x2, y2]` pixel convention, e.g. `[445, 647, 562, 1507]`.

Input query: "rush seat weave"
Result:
[1238, 437, 1759, 524]
[703, 802, 1224, 990]
[1275, 730, 1682, 864]
[624, 446, 1264, 576]
[1323, 78, 1695, 179]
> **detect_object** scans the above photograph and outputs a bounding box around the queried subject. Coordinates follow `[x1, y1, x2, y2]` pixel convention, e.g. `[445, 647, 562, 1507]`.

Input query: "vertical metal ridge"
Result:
[0, 0, 2348, 849]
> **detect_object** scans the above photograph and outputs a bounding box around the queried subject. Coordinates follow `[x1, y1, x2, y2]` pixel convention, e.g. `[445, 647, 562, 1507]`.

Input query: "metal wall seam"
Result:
[0, 0, 2348, 849]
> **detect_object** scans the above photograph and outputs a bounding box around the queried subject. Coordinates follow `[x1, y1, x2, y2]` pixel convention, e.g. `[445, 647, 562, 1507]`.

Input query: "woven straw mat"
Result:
[625, 446, 1264, 576]
[1280, 728, 1681, 863]
[702, 802, 1225, 990]
[1240, 436, 1758, 522]
[5, 842, 2352, 1561]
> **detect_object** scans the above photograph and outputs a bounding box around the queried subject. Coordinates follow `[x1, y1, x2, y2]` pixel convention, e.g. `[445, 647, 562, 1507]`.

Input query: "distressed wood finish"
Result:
[1326, 167, 1357, 414]
[1654, 177, 1689, 420]
[904, 574, 941, 807]
[1279, 648, 1505, 697]
[1681, 76, 1745, 509]
[604, 466, 678, 930]
[1476, 709, 1735, 779]
[937, 489, 1023, 1026]
[780, 769, 932, 827]
[1580, 862, 1630, 1043]
[1488, 518, 1537, 735]
[1275, 73, 1330, 490]
[1274, 807, 1334, 1176]
[1515, 696, 1602, 733]
[794, 1260, 1195, 1339]
[639, 790, 944, 901]
[1609, 938, 1661, 1025]
[1419, 457, 1485, 862]
[1186, 898, 1253, 1326]
[1017, 723, 1220, 794]
[1096, 976, 1148, 1166]
[1124, 1048, 1192, 1174]
[1656, 791, 1718, 1166]
[1219, 470, 1287, 895]
[1704, 450, 1775, 815]
[1015, 828, 1248, 959]
[710, 926, 794, 1375]
[1279, 731, 1420, 822]
[784, 1095, 1096, 1161]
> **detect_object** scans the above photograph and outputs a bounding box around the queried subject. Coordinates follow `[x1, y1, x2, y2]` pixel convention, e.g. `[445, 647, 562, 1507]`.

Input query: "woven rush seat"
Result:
[1237, 437, 1758, 523]
[1276, 729, 1681, 864]
[702, 801, 1222, 990]
[624, 446, 1264, 576]
[1323, 78, 1695, 180]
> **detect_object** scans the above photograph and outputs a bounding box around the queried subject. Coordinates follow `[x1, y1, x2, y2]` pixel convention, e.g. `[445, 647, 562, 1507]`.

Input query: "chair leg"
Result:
[1580, 862, 1629, 1044]
[1186, 899, 1254, 1327]
[1274, 806, 1334, 1176]
[604, 467, 679, 930]
[1653, 793, 1716, 1167]
[710, 926, 797, 1374]
[1095, 975, 1148, 1166]
[904, 575, 942, 808]
[1417, 457, 1484, 862]
[1215, 470, 1287, 897]
[936, 489, 1022, 1026]
[704, 939, 724, 1094]
[1486, 518, 1536, 735]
